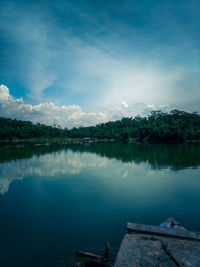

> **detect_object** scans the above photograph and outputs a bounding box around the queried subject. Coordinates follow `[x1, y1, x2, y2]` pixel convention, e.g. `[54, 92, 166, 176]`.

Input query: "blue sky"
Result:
[0, 0, 199, 127]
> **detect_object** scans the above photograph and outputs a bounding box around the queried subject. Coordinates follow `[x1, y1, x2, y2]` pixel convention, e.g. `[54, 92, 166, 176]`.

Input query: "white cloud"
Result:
[159, 104, 169, 109]
[0, 85, 10, 100]
[146, 104, 156, 110]
[0, 84, 198, 128]
[0, 85, 108, 128]
[121, 101, 128, 108]
[0, 85, 170, 128]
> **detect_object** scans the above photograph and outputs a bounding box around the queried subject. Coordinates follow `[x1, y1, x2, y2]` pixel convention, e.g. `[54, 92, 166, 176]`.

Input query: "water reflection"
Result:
[67, 142, 200, 170]
[1, 143, 200, 169]
[0, 143, 200, 267]
[0, 143, 200, 195]
[0, 149, 107, 195]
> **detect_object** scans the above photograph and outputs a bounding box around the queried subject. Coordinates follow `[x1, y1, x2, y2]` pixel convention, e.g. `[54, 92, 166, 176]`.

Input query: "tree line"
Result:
[0, 110, 200, 143]
[0, 117, 68, 140]
[66, 110, 200, 143]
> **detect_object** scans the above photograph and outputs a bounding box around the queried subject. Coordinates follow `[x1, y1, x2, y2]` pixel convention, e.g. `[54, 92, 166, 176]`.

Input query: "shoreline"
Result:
[0, 138, 199, 147]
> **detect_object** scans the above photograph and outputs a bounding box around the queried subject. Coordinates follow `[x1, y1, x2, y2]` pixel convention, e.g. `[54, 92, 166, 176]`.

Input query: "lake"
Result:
[0, 142, 200, 266]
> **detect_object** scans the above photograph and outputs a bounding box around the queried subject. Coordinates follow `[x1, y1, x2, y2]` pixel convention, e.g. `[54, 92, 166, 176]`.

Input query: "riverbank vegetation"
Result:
[0, 117, 68, 140]
[0, 110, 200, 143]
[67, 110, 200, 143]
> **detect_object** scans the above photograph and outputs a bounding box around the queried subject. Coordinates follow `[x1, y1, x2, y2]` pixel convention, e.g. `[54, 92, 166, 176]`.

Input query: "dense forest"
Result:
[67, 110, 200, 143]
[0, 110, 200, 143]
[0, 117, 68, 140]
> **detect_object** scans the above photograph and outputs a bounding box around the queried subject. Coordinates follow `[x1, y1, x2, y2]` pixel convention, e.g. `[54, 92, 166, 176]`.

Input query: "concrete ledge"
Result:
[127, 222, 200, 241]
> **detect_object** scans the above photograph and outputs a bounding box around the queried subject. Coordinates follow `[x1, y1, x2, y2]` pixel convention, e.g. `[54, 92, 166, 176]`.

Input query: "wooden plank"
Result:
[127, 222, 200, 241]
[115, 234, 176, 267]
[115, 233, 200, 267]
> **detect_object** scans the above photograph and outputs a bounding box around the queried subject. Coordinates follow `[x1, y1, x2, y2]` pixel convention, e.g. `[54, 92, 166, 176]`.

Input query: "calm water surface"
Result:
[0, 143, 200, 266]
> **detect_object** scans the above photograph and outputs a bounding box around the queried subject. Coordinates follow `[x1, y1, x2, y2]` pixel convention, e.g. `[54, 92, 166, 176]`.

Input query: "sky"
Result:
[0, 0, 199, 128]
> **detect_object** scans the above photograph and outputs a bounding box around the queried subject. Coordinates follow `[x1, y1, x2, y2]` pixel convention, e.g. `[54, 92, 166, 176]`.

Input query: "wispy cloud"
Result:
[0, 2, 58, 99]
[0, 0, 199, 118]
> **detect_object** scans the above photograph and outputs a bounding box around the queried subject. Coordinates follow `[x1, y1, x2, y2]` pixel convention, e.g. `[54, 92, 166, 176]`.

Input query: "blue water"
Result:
[0, 143, 200, 266]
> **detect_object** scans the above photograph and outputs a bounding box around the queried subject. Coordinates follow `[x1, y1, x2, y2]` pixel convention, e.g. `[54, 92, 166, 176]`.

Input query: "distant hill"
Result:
[1, 110, 200, 143]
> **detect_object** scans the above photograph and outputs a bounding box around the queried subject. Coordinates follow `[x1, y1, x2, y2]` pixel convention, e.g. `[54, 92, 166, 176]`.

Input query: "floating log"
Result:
[77, 242, 110, 260]
[77, 242, 111, 267]
[76, 251, 102, 259]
